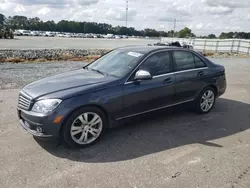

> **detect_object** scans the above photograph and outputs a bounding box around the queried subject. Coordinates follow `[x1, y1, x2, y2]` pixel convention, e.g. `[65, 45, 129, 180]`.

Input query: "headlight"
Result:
[31, 99, 62, 113]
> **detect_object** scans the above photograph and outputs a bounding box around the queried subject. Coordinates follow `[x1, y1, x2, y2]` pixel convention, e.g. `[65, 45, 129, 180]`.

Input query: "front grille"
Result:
[18, 93, 32, 110]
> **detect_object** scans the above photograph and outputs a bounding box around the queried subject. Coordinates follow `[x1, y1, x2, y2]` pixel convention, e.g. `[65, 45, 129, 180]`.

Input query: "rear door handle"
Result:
[163, 77, 173, 84]
[197, 71, 204, 77]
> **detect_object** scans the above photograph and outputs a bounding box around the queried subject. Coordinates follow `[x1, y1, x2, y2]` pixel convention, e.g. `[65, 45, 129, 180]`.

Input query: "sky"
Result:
[0, 0, 249, 35]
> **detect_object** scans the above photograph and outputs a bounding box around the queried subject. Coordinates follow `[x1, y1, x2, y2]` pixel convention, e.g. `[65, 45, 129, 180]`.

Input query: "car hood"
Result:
[22, 69, 117, 99]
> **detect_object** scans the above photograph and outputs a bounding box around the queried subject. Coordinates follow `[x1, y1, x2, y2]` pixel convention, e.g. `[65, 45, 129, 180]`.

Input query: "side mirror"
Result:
[134, 70, 152, 80]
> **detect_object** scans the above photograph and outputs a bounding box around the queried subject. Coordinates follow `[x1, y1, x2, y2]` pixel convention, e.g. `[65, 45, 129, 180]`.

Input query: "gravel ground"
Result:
[0, 36, 158, 50]
[0, 61, 87, 89]
[1, 58, 250, 188]
[0, 49, 108, 62]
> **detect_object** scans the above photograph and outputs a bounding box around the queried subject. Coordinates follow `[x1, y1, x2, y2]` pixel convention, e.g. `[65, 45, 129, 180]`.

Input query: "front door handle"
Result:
[197, 71, 204, 77]
[163, 77, 173, 84]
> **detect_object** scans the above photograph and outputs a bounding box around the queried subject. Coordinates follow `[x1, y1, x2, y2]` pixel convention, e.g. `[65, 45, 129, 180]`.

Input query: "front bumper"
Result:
[17, 108, 62, 138]
[19, 119, 52, 138]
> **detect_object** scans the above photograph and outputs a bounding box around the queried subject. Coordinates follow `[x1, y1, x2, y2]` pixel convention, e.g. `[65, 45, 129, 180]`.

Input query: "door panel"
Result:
[121, 51, 175, 118]
[172, 50, 208, 103]
[174, 68, 208, 103]
[122, 74, 175, 117]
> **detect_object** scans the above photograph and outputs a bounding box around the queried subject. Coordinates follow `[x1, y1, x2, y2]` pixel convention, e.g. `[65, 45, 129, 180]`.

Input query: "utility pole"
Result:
[126, 0, 128, 28]
[172, 18, 176, 42]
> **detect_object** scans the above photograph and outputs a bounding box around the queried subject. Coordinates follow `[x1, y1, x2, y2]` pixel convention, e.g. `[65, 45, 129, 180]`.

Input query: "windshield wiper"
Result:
[87, 68, 107, 76]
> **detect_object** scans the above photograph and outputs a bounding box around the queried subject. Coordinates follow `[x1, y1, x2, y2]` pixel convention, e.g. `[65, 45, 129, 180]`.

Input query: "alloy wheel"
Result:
[70, 112, 103, 145]
[200, 90, 215, 112]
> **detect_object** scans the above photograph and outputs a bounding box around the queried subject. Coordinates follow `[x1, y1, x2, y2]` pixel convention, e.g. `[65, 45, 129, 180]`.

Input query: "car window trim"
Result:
[125, 67, 208, 85]
[174, 67, 208, 74]
[124, 49, 173, 83]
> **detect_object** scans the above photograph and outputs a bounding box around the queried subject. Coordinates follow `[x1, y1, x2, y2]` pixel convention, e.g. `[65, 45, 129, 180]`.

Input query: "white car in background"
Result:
[17, 30, 31, 36]
[13, 30, 22, 36]
[45, 32, 55, 37]
[105, 34, 114, 39]
[56, 33, 64, 37]
[30, 31, 39, 36]
[115, 35, 121, 39]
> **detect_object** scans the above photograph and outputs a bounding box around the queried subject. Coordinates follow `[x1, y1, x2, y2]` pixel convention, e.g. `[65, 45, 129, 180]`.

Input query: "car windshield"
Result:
[87, 50, 143, 77]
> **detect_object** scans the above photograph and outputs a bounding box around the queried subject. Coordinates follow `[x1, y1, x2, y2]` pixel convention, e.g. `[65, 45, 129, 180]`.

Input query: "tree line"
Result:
[0, 13, 196, 37]
[1, 13, 250, 39]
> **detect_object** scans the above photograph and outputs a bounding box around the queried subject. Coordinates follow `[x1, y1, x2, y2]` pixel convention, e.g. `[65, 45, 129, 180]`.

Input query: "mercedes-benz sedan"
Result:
[17, 46, 226, 148]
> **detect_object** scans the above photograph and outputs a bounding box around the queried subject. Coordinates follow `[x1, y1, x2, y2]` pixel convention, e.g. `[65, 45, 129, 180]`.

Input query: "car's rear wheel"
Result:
[62, 107, 107, 148]
[195, 87, 216, 114]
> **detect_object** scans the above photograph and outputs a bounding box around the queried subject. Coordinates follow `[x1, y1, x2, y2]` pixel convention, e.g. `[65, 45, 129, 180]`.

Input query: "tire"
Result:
[62, 106, 107, 148]
[194, 87, 216, 114]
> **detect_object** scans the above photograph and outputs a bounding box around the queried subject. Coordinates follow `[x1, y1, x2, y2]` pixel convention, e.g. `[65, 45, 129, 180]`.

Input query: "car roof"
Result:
[116, 45, 184, 54]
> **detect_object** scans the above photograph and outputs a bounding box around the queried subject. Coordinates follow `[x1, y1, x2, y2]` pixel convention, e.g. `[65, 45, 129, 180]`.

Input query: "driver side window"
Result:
[139, 51, 171, 76]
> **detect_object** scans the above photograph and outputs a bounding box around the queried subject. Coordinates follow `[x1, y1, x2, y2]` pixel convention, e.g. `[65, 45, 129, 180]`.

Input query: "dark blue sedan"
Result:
[17, 46, 227, 148]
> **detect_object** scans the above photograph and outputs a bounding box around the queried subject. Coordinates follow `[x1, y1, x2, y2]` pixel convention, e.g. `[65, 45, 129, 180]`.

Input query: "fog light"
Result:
[36, 126, 43, 133]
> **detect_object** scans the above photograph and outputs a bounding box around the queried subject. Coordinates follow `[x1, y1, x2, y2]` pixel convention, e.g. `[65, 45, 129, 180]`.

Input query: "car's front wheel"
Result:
[195, 87, 216, 114]
[62, 107, 107, 148]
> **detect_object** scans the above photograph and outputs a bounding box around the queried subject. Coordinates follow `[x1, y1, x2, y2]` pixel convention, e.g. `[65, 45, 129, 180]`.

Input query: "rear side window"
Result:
[194, 55, 207, 68]
[173, 51, 195, 71]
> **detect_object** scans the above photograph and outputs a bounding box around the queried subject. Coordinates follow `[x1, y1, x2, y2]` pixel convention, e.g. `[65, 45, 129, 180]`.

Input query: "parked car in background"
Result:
[31, 31, 39, 36]
[115, 35, 121, 39]
[17, 30, 31, 36]
[17, 46, 226, 148]
[105, 33, 114, 38]
[45, 32, 55, 37]
[56, 33, 64, 37]
[13, 30, 22, 36]
[38, 31, 45, 36]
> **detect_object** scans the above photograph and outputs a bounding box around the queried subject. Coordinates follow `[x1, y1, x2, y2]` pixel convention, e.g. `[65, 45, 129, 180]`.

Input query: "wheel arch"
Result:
[59, 104, 111, 138]
[195, 84, 218, 100]
[206, 84, 218, 97]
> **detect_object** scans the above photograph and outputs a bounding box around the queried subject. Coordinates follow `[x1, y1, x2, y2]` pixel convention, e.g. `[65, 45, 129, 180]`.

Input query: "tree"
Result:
[0, 13, 6, 29]
[178, 27, 192, 38]
[28, 17, 41, 30]
[144, 28, 160, 37]
[158, 31, 168, 37]
[207, 34, 216, 39]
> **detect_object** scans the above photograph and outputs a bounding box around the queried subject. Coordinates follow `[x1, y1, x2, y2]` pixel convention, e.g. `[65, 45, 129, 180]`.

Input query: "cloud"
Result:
[1, 0, 250, 35]
[37, 7, 51, 15]
[202, 0, 250, 8]
[105, 8, 137, 21]
[204, 6, 233, 15]
[8, 0, 99, 8]
[14, 4, 26, 13]
[143, 1, 192, 23]
[195, 23, 203, 30]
